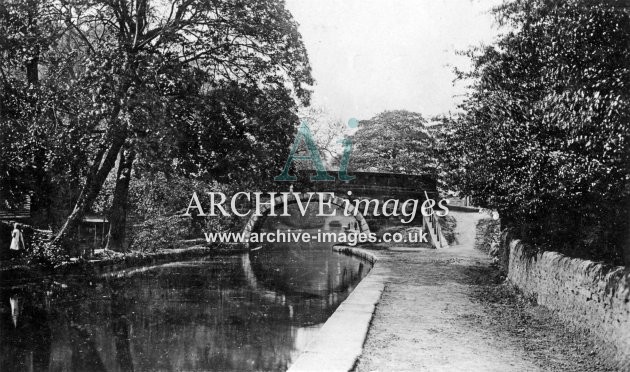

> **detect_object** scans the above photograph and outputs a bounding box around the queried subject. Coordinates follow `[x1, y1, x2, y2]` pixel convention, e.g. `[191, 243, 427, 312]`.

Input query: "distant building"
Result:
[78, 214, 110, 252]
[0, 196, 31, 222]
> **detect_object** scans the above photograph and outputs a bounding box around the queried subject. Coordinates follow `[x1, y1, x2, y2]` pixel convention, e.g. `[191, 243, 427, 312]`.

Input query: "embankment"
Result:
[496, 231, 629, 369]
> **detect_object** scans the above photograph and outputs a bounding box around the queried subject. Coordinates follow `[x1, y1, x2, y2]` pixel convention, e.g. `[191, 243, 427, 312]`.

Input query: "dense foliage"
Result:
[0, 0, 312, 251]
[351, 110, 436, 175]
[442, 0, 630, 263]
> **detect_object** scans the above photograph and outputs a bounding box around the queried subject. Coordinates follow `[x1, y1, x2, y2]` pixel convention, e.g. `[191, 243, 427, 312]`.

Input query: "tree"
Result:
[292, 106, 347, 170]
[0, 0, 88, 227]
[0, 0, 313, 250]
[350, 110, 436, 174]
[442, 0, 630, 263]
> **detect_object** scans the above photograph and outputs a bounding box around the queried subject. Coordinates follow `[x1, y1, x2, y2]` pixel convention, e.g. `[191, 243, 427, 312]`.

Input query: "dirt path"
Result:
[354, 211, 614, 372]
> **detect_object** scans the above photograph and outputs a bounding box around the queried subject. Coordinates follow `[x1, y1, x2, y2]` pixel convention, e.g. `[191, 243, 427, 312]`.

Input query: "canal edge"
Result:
[287, 245, 387, 372]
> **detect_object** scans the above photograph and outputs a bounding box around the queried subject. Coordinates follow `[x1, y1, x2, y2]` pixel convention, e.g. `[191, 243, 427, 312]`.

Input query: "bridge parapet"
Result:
[292, 170, 438, 199]
[241, 171, 441, 247]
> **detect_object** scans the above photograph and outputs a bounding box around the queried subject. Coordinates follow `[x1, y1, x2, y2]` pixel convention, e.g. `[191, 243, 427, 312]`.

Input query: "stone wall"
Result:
[503, 235, 630, 368]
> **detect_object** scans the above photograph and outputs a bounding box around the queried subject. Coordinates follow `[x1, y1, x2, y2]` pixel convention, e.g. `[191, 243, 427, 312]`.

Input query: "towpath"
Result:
[354, 210, 614, 372]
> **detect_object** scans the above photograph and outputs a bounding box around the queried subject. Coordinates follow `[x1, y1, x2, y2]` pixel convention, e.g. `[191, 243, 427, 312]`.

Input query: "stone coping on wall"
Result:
[58, 243, 247, 275]
[505, 237, 630, 369]
[287, 245, 387, 372]
[1, 243, 247, 285]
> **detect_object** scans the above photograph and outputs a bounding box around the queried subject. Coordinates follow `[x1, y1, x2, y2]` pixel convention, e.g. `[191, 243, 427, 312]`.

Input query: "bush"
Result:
[475, 218, 501, 255]
[441, 0, 630, 264]
[129, 216, 190, 252]
[439, 215, 457, 245]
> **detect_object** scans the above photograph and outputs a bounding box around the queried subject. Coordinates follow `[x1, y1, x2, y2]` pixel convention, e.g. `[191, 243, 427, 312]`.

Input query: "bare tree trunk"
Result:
[106, 147, 135, 252]
[51, 130, 126, 247]
[24, 0, 39, 87]
[25, 54, 38, 86]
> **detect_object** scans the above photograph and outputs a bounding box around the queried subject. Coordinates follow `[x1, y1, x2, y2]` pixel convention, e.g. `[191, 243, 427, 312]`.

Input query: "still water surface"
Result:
[0, 237, 370, 371]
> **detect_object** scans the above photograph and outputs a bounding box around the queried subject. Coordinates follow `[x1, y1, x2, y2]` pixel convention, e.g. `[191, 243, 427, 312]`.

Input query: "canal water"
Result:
[0, 226, 370, 371]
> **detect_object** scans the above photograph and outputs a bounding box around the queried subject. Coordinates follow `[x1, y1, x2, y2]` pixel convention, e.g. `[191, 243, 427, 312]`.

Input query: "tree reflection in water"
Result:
[1, 290, 51, 371]
[0, 246, 370, 371]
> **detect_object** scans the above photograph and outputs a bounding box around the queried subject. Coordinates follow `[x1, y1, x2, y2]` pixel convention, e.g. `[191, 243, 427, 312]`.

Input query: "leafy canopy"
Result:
[442, 0, 630, 263]
[0, 0, 313, 235]
[351, 110, 436, 175]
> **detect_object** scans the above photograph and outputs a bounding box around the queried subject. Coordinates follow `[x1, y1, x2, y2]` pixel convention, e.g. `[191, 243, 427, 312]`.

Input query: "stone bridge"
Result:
[242, 171, 443, 245]
[301, 171, 438, 200]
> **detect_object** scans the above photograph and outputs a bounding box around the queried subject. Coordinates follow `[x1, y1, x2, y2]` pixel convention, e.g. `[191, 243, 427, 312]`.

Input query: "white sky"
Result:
[285, 0, 504, 122]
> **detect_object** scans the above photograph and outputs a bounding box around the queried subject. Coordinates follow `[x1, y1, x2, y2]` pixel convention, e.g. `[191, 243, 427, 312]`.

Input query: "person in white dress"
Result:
[9, 223, 25, 252]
